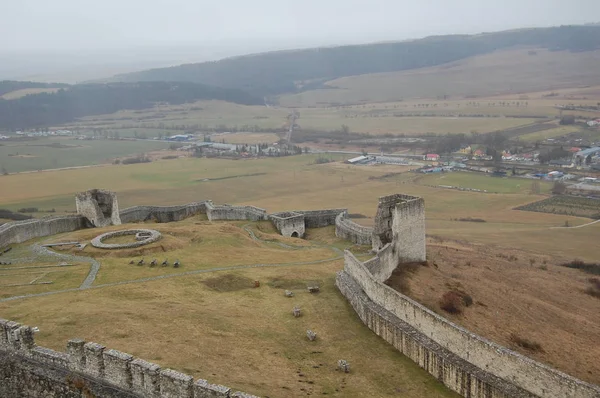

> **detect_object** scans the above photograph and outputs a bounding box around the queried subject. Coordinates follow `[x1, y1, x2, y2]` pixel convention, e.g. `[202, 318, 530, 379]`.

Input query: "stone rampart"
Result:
[293, 209, 346, 228]
[0, 215, 88, 250]
[339, 252, 600, 398]
[0, 319, 259, 398]
[334, 212, 373, 246]
[206, 203, 268, 222]
[269, 212, 305, 238]
[119, 202, 212, 224]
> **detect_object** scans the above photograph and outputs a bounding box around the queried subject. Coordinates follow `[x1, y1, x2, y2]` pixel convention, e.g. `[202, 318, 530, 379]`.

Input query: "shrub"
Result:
[585, 278, 600, 299]
[18, 207, 38, 213]
[510, 333, 543, 352]
[314, 156, 333, 164]
[440, 291, 464, 314]
[560, 260, 600, 275]
[456, 217, 486, 223]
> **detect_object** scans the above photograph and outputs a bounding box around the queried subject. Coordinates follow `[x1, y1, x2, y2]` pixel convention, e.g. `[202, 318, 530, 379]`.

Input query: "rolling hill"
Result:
[107, 25, 600, 97]
[279, 47, 600, 106]
[0, 81, 262, 130]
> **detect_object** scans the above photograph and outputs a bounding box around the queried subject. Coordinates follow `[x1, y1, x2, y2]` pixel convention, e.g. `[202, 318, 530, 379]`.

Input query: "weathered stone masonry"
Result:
[269, 212, 305, 238]
[2, 190, 598, 398]
[334, 211, 373, 246]
[336, 194, 600, 398]
[75, 189, 121, 227]
[0, 319, 259, 398]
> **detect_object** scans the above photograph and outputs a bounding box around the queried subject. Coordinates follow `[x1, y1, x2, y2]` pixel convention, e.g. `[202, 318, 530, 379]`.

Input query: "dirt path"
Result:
[549, 219, 600, 229]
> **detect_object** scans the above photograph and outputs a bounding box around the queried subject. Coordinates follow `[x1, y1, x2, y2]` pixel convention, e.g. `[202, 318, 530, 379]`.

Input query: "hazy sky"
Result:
[2, 0, 599, 52]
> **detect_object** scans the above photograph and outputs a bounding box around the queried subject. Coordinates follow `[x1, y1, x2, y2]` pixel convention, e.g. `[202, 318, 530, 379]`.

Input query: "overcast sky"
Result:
[1, 0, 599, 53]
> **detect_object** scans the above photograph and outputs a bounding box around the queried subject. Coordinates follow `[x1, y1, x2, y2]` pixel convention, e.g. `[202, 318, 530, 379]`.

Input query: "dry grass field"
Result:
[0, 137, 170, 173]
[61, 99, 546, 137]
[279, 48, 600, 106]
[386, 237, 600, 385]
[0, 155, 596, 259]
[0, 219, 459, 398]
[1, 155, 599, 395]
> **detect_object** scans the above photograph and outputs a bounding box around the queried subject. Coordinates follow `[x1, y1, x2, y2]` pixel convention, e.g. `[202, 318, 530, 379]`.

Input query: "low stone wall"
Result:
[269, 212, 305, 238]
[119, 202, 211, 224]
[334, 212, 373, 246]
[339, 252, 600, 398]
[0, 215, 88, 250]
[0, 319, 259, 398]
[206, 203, 268, 222]
[91, 229, 162, 249]
[293, 209, 346, 228]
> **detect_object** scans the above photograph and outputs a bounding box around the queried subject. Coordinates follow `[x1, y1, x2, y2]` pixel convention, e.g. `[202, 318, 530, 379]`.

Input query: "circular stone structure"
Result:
[91, 229, 162, 249]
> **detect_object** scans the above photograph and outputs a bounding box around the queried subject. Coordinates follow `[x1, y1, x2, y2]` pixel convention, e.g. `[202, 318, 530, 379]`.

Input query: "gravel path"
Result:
[30, 244, 100, 289]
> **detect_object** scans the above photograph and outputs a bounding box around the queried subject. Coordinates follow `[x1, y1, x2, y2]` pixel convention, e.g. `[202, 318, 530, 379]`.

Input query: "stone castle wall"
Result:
[293, 209, 346, 228]
[2, 191, 598, 398]
[334, 212, 373, 246]
[337, 194, 600, 398]
[269, 212, 305, 238]
[0, 215, 88, 250]
[206, 203, 268, 222]
[0, 319, 258, 398]
[119, 202, 212, 224]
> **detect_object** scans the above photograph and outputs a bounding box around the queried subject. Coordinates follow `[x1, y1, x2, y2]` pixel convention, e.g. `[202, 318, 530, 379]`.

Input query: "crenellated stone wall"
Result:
[269, 212, 305, 238]
[0, 319, 259, 398]
[334, 212, 373, 246]
[337, 194, 600, 398]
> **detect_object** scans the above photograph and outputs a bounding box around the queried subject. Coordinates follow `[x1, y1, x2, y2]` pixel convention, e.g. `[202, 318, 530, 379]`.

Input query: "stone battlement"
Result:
[0, 319, 258, 398]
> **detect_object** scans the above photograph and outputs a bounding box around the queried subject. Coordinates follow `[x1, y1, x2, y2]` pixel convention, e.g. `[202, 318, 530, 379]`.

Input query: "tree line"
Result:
[0, 81, 262, 130]
[111, 25, 600, 96]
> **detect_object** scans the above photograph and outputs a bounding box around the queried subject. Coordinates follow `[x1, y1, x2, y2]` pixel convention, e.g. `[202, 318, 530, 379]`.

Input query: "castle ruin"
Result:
[75, 189, 121, 227]
[0, 191, 599, 398]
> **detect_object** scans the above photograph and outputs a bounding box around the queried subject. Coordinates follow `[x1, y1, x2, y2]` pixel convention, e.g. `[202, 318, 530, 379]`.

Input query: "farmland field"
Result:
[60, 99, 544, 137]
[278, 48, 600, 106]
[0, 155, 596, 259]
[1, 154, 599, 395]
[416, 171, 553, 194]
[0, 137, 169, 173]
[515, 195, 600, 219]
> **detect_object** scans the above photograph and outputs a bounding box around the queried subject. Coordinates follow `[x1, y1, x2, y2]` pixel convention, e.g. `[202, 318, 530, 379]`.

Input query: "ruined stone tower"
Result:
[75, 189, 121, 227]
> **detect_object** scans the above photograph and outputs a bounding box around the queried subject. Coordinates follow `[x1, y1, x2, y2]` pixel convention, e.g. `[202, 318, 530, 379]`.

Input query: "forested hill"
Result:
[109, 25, 600, 97]
[0, 81, 262, 130]
[0, 80, 69, 96]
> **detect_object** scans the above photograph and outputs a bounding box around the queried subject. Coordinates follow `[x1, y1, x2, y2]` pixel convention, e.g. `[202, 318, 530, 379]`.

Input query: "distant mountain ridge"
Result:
[108, 25, 600, 97]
